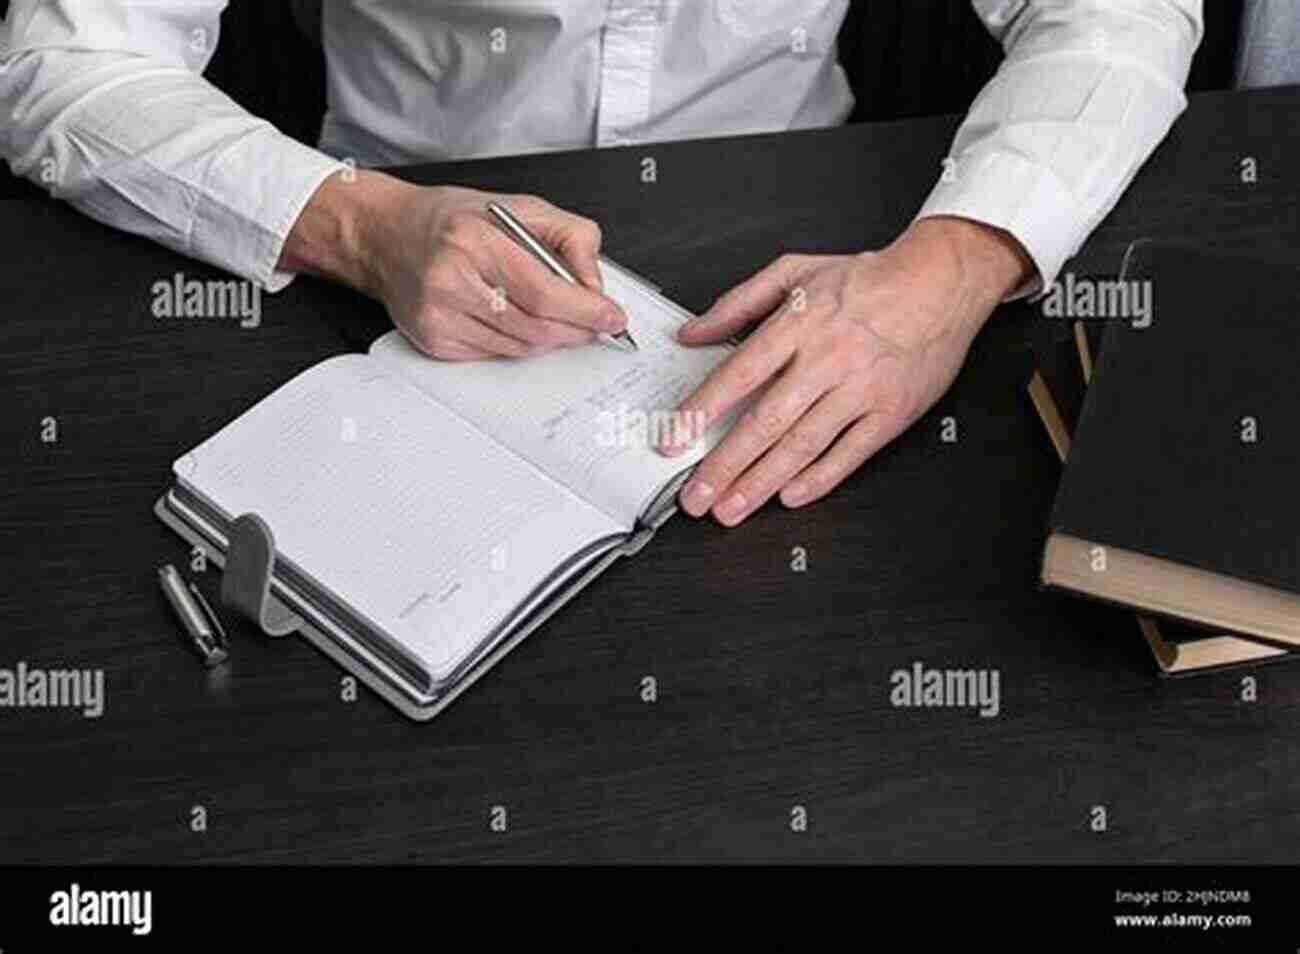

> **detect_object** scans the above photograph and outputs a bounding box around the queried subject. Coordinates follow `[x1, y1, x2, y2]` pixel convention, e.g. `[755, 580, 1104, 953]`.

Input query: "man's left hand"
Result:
[657, 216, 1033, 525]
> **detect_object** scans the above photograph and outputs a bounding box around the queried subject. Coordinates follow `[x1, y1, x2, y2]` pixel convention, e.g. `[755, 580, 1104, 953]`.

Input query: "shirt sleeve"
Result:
[0, 0, 346, 292]
[915, 0, 1204, 297]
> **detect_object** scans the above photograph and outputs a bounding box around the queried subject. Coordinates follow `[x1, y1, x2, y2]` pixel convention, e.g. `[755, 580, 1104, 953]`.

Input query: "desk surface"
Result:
[3, 86, 1299, 864]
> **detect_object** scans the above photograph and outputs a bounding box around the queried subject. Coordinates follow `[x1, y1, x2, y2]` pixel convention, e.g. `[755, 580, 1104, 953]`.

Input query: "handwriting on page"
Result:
[371, 261, 732, 524]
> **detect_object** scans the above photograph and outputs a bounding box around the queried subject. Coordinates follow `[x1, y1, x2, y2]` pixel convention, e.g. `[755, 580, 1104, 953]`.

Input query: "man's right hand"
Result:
[279, 169, 628, 360]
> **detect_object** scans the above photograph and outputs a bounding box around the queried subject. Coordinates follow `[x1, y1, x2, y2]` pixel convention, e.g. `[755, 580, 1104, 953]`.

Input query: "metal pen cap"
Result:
[158, 563, 229, 667]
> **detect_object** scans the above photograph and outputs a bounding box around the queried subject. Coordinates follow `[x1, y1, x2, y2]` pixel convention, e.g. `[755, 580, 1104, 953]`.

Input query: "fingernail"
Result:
[680, 479, 714, 515]
[713, 491, 747, 524]
[657, 431, 685, 456]
[603, 306, 624, 332]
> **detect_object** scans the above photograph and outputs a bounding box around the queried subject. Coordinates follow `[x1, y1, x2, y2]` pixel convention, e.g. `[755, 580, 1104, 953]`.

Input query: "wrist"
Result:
[279, 168, 414, 297]
[902, 216, 1035, 316]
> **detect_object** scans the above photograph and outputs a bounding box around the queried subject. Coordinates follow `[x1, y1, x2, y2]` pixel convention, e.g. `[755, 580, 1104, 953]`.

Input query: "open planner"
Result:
[155, 259, 736, 720]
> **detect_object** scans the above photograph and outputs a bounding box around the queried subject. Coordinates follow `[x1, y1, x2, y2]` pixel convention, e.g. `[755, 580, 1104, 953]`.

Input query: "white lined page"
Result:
[174, 354, 622, 681]
[370, 261, 735, 525]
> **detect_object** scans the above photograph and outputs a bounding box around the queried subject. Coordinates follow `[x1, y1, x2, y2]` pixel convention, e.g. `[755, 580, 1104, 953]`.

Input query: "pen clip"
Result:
[187, 581, 230, 667]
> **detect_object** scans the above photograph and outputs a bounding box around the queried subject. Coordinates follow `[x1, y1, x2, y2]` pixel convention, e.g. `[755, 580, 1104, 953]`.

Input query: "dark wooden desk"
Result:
[3, 86, 1299, 864]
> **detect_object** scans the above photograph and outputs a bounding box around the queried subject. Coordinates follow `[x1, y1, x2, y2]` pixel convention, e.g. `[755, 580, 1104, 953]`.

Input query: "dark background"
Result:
[0, 0, 1244, 198]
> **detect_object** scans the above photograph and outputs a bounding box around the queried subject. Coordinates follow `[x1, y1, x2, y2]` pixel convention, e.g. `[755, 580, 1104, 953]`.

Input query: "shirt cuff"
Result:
[914, 149, 1084, 302]
[193, 133, 347, 294]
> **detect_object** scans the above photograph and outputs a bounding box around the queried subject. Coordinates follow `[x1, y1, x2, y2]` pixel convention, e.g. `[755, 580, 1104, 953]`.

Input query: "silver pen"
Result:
[485, 200, 638, 352]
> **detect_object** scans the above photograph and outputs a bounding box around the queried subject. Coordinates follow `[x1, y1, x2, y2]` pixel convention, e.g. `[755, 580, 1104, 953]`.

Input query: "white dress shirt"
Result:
[0, 1, 1202, 295]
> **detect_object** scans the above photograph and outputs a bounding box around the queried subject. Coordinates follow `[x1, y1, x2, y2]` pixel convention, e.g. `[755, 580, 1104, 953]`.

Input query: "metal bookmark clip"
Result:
[159, 563, 229, 667]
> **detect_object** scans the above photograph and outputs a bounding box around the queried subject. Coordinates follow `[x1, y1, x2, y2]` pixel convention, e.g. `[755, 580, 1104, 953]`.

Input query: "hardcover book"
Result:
[1040, 241, 1300, 658]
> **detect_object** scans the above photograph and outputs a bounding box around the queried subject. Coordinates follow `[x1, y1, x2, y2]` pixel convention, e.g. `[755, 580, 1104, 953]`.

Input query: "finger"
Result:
[779, 413, 903, 508]
[708, 390, 866, 525]
[523, 317, 600, 351]
[482, 225, 627, 335]
[658, 308, 801, 457]
[510, 195, 608, 293]
[415, 277, 534, 358]
[429, 341, 496, 361]
[398, 315, 497, 362]
[677, 254, 808, 346]
[676, 359, 828, 517]
[453, 315, 538, 359]
[467, 273, 597, 350]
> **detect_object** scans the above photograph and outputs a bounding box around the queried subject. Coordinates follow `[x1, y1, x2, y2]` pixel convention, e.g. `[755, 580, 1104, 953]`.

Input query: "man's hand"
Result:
[279, 169, 628, 359]
[658, 216, 1033, 525]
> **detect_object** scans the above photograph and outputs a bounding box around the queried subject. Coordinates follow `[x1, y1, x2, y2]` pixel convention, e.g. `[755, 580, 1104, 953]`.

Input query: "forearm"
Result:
[0, 1, 344, 291]
[917, 0, 1203, 295]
